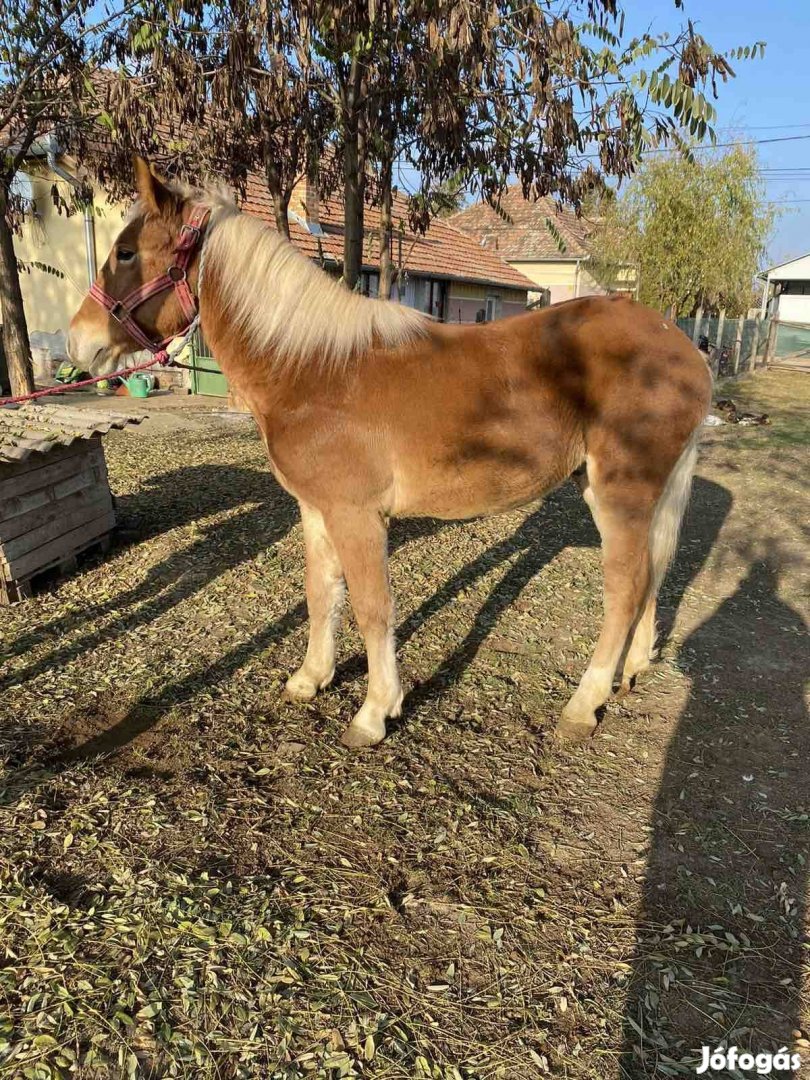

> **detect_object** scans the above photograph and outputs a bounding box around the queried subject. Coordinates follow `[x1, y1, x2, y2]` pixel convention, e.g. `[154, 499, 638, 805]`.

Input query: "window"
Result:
[360, 271, 379, 297]
[485, 295, 501, 322]
[402, 277, 448, 321]
[782, 280, 810, 296]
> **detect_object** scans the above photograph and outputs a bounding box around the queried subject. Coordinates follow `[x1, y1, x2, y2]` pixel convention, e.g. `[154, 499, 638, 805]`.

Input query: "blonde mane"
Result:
[185, 186, 429, 372]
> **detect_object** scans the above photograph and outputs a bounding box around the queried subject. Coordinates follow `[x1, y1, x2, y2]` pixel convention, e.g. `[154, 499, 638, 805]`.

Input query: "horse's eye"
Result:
[117, 247, 136, 263]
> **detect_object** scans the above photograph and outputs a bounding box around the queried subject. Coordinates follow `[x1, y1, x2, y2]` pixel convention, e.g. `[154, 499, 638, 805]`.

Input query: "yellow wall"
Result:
[509, 260, 581, 304]
[509, 259, 637, 305]
[15, 165, 128, 334]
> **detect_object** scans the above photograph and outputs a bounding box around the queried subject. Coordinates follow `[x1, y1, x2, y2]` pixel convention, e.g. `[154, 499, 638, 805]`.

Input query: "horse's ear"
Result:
[133, 156, 177, 216]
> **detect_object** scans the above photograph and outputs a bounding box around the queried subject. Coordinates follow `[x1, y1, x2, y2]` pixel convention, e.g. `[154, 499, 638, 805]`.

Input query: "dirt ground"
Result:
[1, 370, 808, 1079]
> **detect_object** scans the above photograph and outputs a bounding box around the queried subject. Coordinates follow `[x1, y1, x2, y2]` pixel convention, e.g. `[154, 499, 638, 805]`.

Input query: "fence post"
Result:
[753, 314, 764, 368]
[716, 309, 726, 348]
[714, 309, 726, 377]
[691, 306, 704, 345]
[763, 317, 779, 368]
[732, 319, 743, 375]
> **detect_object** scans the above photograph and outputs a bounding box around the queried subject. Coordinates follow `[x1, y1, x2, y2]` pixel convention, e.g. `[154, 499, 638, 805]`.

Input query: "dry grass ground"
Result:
[1, 370, 808, 1079]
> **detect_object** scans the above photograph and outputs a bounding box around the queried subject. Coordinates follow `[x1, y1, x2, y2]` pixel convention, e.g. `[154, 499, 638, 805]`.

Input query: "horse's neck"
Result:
[198, 259, 343, 416]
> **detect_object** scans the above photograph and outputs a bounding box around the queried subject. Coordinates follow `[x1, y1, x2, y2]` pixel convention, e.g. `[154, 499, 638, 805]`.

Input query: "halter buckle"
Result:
[167, 265, 187, 283]
[176, 223, 202, 251]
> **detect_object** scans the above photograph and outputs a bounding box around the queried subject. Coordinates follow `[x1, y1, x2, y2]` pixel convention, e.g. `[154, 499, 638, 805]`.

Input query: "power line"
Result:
[717, 122, 810, 132]
[647, 133, 810, 153]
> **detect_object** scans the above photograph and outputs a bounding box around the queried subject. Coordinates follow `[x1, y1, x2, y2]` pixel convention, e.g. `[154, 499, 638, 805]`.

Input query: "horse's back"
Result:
[377, 297, 710, 518]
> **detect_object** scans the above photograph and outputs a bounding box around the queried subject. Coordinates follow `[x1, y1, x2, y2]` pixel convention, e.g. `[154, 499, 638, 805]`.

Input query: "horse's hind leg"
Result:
[285, 503, 346, 702]
[619, 594, 656, 694]
[575, 458, 652, 681]
[619, 428, 699, 694]
[558, 463, 653, 740]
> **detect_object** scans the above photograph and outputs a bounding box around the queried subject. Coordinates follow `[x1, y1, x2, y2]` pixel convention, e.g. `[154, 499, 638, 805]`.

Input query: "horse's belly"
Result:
[391, 438, 574, 519]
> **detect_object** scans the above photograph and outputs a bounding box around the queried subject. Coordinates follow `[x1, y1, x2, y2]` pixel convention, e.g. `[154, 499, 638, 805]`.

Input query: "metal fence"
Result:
[676, 316, 767, 376]
[771, 320, 810, 360]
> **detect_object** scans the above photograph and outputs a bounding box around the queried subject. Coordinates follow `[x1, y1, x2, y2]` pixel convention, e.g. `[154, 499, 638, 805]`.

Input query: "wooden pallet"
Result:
[1, 437, 116, 605]
[1, 529, 113, 604]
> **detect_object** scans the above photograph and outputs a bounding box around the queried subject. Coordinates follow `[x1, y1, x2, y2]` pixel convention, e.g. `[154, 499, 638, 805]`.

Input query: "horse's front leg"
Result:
[324, 506, 401, 748]
[285, 503, 346, 702]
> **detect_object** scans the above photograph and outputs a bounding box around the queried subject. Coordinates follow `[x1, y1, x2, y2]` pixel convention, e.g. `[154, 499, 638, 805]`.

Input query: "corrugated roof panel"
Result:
[0, 404, 147, 465]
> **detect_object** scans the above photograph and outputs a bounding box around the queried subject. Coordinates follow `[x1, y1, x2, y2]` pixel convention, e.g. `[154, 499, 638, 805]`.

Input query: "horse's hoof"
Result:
[618, 662, 649, 698]
[555, 710, 598, 742]
[615, 677, 634, 700]
[340, 705, 387, 748]
[340, 722, 385, 749]
[284, 671, 319, 702]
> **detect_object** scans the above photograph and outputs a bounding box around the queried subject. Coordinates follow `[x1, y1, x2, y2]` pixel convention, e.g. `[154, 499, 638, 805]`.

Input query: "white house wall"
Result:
[775, 293, 810, 325]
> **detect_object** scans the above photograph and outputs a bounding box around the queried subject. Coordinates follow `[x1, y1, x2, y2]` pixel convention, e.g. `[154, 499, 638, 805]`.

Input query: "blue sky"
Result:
[627, 0, 810, 265]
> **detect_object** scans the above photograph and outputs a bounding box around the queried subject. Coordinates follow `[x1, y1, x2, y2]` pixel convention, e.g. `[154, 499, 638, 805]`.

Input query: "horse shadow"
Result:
[621, 546, 809, 1075]
[396, 474, 731, 722]
[9, 475, 731, 798]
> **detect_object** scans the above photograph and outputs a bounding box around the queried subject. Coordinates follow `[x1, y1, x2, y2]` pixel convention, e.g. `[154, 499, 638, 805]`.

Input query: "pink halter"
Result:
[88, 204, 210, 354]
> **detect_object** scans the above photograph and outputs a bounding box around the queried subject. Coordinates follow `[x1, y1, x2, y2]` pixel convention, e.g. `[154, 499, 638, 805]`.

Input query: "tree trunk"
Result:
[378, 152, 394, 300]
[341, 58, 367, 291]
[0, 185, 34, 397]
[343, 128, 365, 290]
[272, 191, 291, 240]
[265, 160, 291, 241]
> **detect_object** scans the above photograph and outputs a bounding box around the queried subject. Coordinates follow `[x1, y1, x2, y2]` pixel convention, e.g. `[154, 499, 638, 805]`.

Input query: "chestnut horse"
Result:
[68, 160, 712, 748]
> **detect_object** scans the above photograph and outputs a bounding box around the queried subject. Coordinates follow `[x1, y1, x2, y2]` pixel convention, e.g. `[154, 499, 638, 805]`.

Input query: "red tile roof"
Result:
[450, 186, 599, 261]
[240, 174, 534, 292]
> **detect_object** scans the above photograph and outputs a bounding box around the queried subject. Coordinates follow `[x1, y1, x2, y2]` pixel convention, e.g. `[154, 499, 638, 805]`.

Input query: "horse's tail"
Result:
[648, 426, 701, 597]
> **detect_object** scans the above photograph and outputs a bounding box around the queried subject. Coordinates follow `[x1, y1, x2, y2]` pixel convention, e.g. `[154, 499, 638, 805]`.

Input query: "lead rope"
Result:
[0, 233, 209, 408]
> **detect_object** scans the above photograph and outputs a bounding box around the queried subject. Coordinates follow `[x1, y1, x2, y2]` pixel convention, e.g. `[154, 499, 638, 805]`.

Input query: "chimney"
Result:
[291, 168, 321, 234]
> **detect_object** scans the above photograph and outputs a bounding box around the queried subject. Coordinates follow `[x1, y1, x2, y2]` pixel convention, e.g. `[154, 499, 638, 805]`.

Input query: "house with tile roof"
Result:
[12, 149, 534, 394]
[450, 186, 638, 307]
[254, 172, 533, 323]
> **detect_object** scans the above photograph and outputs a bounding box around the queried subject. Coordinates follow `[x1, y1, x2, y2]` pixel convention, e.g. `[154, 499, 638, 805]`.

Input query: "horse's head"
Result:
[68, 158, 204, 374]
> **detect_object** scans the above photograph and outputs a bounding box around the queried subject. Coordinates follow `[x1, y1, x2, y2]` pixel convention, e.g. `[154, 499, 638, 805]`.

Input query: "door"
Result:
[189, 331, 229, 397]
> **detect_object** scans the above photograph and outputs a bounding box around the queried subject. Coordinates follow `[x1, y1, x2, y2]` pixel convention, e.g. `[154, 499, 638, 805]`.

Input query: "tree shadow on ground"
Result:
[113, 461, 284, 542]
[4, 464, 291, 667]
[1, 506, 446, 780]
[621, 549, 809, 1076]
[1, 464, 300, 682]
